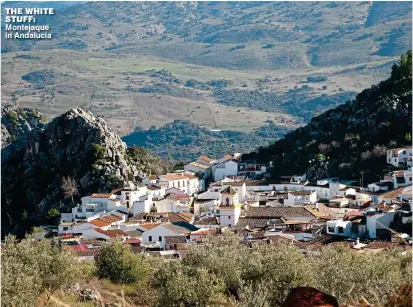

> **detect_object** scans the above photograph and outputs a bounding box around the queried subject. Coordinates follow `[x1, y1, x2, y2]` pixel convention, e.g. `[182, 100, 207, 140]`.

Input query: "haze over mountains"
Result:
[1, 1, 412, 138]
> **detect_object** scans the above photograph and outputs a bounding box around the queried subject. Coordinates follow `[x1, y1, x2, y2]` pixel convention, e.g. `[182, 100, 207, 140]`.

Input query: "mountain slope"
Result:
[242, 50, 412, 184]
[1, 2, 411, 69]
[1, 108, 168, 237]
[1, 105, 47, 148]
[122, 120, 289, 161]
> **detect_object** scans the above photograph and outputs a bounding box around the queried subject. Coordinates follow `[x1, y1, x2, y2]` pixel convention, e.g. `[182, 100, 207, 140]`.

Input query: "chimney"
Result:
[356, 237, 360, 245]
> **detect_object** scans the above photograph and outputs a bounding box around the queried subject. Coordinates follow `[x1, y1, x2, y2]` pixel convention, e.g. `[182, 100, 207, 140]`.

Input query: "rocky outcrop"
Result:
[63, 284, 102, 302]
[1, 105, 46, 148]
[1, 108, 167, 237]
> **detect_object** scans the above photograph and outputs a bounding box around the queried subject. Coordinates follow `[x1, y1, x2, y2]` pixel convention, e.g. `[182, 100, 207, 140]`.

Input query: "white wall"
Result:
[326, 220, 352, 237]
[213, 161, 238, 181]
[142, 225, 179, 249]
[194, 200, 219, 215]
[82, 229, 110, 241]
[220, 208, 239, 227]
[132, 195, 152, 215]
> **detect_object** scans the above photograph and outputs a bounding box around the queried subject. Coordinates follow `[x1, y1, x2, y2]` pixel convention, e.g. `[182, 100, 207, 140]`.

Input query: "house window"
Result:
[178, 181, 180, 188]
[410, 177, 412, 181]
[228, 224, 231, 227]
[328, 226, 334, 233]
[226, 198, 230, 205]
[388, 159, 391, 162]
[395, 159, 397, 162]
[149, 236, 152, 242]
[174, 244, 177, 250]
[338, 227, 344, 233]
[403, 150, 406, 154]
[63, 227, 68, 231]
[159, 236, 162, 242]
[228, 216, 231, 219]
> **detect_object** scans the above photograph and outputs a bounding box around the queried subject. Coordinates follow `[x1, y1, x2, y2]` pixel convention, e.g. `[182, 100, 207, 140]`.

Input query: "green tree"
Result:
[95, 240, 150, 284]
[152, 262, 227, 307]
[46, 207, 60, 220]
[1, 235, 86, 307]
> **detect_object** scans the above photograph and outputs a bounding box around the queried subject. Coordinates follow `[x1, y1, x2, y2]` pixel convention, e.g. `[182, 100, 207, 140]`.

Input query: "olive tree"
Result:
[94, 240, 150, 284]
[1, 235, 86, 307]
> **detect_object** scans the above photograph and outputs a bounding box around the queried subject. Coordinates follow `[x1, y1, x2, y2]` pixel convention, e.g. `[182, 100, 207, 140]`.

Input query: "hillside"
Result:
[122, 119, 289, 161]
[1, 108, 169, 238]
[1, 105, 47, 148]
[243, 51, 412, 184]
[2, 2, 411, 69]
[1, 2, 411, 136]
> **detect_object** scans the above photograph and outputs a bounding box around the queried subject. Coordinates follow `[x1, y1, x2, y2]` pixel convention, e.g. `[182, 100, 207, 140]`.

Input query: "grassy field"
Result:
[1, 49, 398, 136]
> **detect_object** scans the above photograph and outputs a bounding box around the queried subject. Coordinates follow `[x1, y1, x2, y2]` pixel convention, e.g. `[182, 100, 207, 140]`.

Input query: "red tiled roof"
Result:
[100, 215, 122, 223]
[65, 244, 89, 252]
[182, 174, 198, 180]
[379, 187, 405, 199]
[94, 228, 128, 238]
[147, 185, 161, 190]
[178, 211, 194, 219]
[125, 239, 141, 244]
[191, 229, 217, 236]
[167, 193, 190, 200]
[138, 223, 162, 230]
[89, 219, 111, 227]
[198, 156, 215, 163]
[91, 193, 112, 198]
[161, 174, 186, 181]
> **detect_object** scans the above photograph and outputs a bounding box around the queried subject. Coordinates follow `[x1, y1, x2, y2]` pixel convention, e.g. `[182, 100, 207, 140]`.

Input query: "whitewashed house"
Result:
[154, 195, 191, 213]
[383, 170, 412, 189]
[386, 146, 412, 168]
[237, 160, 267, 178]
[158, 173, 202, 196]
[211, 155, 238, 181]
[194, 199, 220, 215]
[367, 181, 394, 193]
[284, 190, 317, 206]
[327, 211, 397, 239]
[132, 194, 153, 215]
[184, 156, 215, 179]
[141, 222, 197, 249]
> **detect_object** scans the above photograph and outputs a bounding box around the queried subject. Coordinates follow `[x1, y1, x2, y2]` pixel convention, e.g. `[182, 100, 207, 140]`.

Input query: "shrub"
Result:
[92, 143, 106, 160]
[94, 240, 150, 284]
[152, 262, 226, 307]
[151, 233, 411, 306]
[1, 235, 86, 307]
[46, 207, 60, 219]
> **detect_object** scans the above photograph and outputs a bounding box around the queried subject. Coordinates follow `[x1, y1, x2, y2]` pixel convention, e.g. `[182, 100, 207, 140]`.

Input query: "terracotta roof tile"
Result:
[94, 228, 128, 238]
[100, 215, 122, 223]
[379, 187, 405, 199]
[198, 156, 215, 163]
[147, 185, 161, 190]
[89, 219, 111, 227]
[138, 223, 162, 230]
[91, 193, 112, 198]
